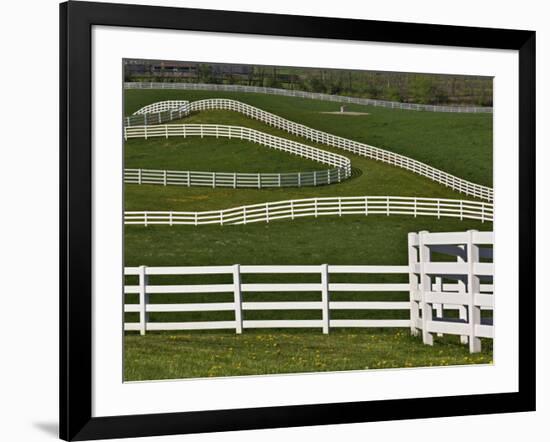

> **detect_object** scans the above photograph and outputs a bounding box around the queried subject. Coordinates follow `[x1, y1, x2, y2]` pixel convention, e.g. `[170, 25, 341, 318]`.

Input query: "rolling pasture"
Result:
[123, 88, 493, 380]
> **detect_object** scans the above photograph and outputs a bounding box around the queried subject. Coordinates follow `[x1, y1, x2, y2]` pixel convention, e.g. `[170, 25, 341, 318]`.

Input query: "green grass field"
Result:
[125, 136, 329, 173]
[125, 90, 493, 186]
[125, 330, 492, 381]
[123, 89, 493, 381]
[125, 108, 486, 211]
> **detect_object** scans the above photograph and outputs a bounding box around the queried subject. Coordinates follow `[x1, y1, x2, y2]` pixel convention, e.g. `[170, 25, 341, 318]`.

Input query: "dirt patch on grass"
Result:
[319, 111, 370, 116]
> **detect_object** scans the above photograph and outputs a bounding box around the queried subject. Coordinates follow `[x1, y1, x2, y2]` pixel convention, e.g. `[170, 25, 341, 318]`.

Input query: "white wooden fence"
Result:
[124, 82, 493, 114]
[133, 100, 189, 115]
[124, 123, 352, 177]
[124, 168, 345, 189]
[124, 99, 493, 201]
[124, 230, 494, 353]
[124, 196, 494, 226]
[408, 230, 494, 352]
[124, 264, 412, 335]
[125, 100, 192, 126]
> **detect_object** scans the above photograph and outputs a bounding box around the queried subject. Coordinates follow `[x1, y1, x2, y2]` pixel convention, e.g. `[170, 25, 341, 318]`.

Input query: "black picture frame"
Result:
[59, 1, 536, 440]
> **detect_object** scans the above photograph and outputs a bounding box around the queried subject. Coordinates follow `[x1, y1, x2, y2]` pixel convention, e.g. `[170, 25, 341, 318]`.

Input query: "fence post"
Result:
[163, 170, 167, 186]
[138, 169, 142, 185]
[387, 196, 390, 216]
[434, 276, 443, 337]
[212, 172, 216, 189]
[313, 171, 317, 186]
[467, 230, 482, 353]
[234, 173, 237, 189]
[456, 244, 469, 344]
[233, 264, 243, 334]
[408, 233, 420, 337]
[138, 265, 148, 336]
[419, 230, 433, 345]
[258, 173, 261, 189]
[321, 264, 330, 334]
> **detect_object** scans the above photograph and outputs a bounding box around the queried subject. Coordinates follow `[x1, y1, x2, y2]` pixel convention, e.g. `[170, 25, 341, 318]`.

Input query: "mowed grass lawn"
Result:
[125, 137, 328, 173]
[125, 89, 493, 187]
[124, 217, 493, 381]
[125, 330, 492, 381]
[123, 90, 493, 381]
[124, 108, 487, 211]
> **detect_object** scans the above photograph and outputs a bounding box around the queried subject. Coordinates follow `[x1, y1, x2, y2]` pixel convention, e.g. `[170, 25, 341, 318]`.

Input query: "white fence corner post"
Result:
[419, 230, 433, 346]
[467, 230, 482, 353]
[321, 264, 330, 334]
[138, 265, 148, 336]
[407, 233, 420, 337]
[233, 264, 243, 334]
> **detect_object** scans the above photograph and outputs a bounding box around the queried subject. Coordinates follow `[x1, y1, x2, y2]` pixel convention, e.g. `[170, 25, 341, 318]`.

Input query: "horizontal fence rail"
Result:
[124, 196, 494, 226]
[408, 230, 494, 352]
[125, 99, 493, 201]
[124, 82, 493, 114]
[124, 123, 352, 181]
[124, 168, 345, 189]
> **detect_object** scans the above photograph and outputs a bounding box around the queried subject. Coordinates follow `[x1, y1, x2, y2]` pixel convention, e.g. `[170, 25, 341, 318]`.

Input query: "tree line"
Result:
[125, 61, 493, 106]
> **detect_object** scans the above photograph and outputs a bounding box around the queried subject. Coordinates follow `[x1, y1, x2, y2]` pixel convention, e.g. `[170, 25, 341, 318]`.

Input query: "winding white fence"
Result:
[408, 230, 494, 352]
[133, 100, 189, 115]
[125, 168, 345, 189]
[124, 82, 493, 114]
[124, 123, 352, 179]
[124, 196, 493, 226]
[124, 230, 494, 353]
[125, 99, 493, 201]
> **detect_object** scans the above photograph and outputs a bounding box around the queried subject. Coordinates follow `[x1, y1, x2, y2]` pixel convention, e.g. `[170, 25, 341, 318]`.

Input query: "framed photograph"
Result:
[60, 1, 536, 440]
